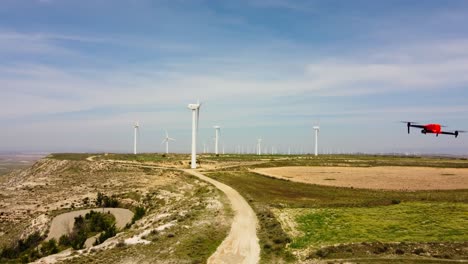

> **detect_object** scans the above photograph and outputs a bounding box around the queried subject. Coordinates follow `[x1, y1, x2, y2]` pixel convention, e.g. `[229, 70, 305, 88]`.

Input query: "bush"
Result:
[96, 192, 104, 206]
[96, 192, 119, 208]
[93, 224, 117, 245]
[69, 229, 87, 250]
[132, 206, 146, 223]
[0, 231, 44, 259]
[103, 196, 119, 207]
[40, 239, 59, 255]
[59, 234, 71, 247]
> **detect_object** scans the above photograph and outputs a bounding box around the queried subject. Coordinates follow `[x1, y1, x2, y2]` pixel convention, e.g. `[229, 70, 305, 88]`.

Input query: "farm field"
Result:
[205, 154, 468, 263]
[253, 166, 468, 190]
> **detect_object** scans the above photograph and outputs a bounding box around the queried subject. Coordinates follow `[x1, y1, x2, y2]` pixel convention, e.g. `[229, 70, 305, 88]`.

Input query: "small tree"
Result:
[132, 206, 146, 223]
[40, 239, 59, 255]
[96, 192, 104, 206]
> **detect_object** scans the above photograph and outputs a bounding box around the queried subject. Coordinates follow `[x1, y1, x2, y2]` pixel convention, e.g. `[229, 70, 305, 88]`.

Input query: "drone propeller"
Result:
[400, 121, 418, 134]
[400, 121, 418, 124]
[454, 130, 466, 138]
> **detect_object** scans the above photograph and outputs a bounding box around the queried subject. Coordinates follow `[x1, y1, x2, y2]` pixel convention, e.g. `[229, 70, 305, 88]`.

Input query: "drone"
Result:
[402, 121, 465, 138]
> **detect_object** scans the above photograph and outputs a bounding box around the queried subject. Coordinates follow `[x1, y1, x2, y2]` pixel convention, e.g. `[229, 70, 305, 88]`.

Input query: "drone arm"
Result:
[409, 124, 426, 129]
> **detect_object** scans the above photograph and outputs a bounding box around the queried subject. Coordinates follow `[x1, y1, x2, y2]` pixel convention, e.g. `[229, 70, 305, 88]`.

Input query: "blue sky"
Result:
[1, 0, 468, 154]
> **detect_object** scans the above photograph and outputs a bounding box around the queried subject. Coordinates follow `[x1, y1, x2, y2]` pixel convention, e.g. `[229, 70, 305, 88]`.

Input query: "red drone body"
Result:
[403, 122, 465, 138]
[424, 124, 442, 134]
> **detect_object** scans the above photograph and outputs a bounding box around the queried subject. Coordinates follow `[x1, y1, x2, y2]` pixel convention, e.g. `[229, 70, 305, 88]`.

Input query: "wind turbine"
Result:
[257, 138, 262, 155]
[313, 124, 320, 156]
[188, 102, 201, 169]
[133, 121, 139, 155]
[214, 126, 221, 155]
[161, 130, 176, 154]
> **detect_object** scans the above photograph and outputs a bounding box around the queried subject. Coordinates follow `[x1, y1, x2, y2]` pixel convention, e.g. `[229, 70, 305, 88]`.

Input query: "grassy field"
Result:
[290, 202, 468, 248]
[206, 156, 468, 263]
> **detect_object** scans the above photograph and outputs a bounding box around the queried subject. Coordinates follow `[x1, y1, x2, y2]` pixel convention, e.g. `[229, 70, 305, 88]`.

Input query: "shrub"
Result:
[96, 192, 104, 206]
[0, 231, 45, 260]
[96, 192, 119, 207]
[132, 206, 146, 223]
[59, 234, 71, 247]
[40, 239, 59, 255]
[93, 224, 117, 245]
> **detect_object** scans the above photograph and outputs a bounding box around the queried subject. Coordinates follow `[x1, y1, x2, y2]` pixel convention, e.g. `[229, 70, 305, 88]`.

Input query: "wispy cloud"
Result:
[1, 1, 468, 153]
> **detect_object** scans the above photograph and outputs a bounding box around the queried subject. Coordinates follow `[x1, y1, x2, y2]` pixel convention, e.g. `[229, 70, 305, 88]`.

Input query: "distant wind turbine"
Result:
[188, 101, 201, 169]
[161, 130, 176, 154]
[133, 121, 139, 155]
[214, 126, 221, 155]
[257, 138, 262, 155]
[313, 124, 320, 156]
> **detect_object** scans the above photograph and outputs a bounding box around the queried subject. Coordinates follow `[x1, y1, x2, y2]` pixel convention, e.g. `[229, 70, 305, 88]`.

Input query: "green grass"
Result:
[48, 153, 97, 161]
[291, 202, 468, 248]
[206, 169, 468, 262]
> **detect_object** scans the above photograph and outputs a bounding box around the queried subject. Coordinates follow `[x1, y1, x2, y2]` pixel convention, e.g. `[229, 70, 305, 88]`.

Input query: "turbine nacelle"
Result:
[188, 103, 201, 110]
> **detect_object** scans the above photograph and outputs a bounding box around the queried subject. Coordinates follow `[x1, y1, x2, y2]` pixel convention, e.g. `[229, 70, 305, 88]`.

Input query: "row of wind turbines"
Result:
[132, 101, 320, 169]
[133, 122, 177, 155]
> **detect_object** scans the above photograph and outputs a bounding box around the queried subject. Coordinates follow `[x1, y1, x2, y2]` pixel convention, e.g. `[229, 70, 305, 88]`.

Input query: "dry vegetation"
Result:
[0, 155, 232, 263]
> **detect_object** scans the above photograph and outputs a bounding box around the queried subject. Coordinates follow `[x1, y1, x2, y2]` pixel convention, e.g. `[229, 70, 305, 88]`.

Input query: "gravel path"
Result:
[183, 169, 260, 264]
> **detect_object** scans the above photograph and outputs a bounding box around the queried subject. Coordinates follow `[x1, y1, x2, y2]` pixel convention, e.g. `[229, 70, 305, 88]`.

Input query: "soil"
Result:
[252, 166, 468, 191]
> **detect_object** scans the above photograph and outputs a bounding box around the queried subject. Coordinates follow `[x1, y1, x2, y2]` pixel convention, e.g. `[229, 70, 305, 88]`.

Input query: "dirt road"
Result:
[183, 169, 260, 264]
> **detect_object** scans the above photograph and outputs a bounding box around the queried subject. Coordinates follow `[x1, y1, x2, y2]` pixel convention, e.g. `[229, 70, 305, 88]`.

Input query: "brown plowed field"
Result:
[253, 166, 468, 191]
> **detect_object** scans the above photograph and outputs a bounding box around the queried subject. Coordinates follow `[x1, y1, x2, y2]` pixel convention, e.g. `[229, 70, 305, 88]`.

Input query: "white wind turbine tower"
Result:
[214, 126, 221, 155]
[133, 121, 139, 155]
[313, 124, 320, 156]
[188, 102, 201, 169]
[162, 130, 176, 154]
[257, 138, 262, 155]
